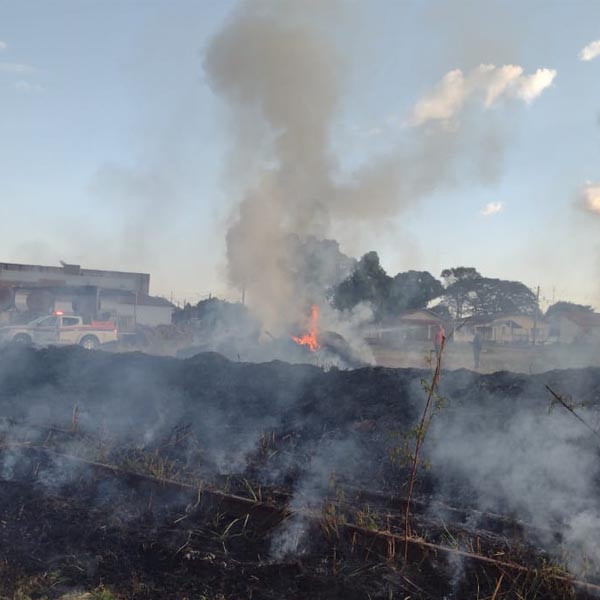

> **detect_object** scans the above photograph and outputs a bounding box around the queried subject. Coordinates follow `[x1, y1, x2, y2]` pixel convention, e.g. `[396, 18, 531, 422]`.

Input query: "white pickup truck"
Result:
[0, 313, 118, 349]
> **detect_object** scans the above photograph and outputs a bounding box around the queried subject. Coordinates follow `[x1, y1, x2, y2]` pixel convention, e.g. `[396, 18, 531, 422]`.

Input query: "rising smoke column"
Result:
[204, 1, 340, 334]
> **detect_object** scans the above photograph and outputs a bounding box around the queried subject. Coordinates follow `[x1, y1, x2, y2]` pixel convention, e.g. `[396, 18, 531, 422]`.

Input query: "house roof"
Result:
[0, 261, 149, 279]
[119, 295, 174, 308]
[137, 295, 175, 308]
[459, 313, 538, 326]
[562, 311, 600, 328]
[396, 308, 446, 322]
[100, 291, 174, 308]
[492, 319, 524, 329]
[372, 309, 446, 329]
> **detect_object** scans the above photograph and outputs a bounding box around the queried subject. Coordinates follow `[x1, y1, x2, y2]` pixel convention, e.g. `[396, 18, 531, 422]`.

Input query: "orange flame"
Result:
[292, 305, 320, 352]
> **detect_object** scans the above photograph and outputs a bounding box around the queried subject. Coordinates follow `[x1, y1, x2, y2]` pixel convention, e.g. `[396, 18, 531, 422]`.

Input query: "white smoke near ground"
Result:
[409, 64, 556, 126]
[204, 2, 556, 343]
[427, 389, 600, 578]
[579, 39, 600, 62]
[318, 302, 375, 366]
[564, 511, 600, 573]
[270, 435, 365, 559]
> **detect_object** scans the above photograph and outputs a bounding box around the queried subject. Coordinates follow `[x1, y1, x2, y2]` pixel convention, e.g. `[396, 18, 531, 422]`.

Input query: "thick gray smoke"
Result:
[204, 1, 548, 336]
[204, 0, 342, 334]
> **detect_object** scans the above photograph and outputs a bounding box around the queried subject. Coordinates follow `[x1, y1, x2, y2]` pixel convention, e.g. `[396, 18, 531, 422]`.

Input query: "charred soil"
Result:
[0, 346, 599, 599]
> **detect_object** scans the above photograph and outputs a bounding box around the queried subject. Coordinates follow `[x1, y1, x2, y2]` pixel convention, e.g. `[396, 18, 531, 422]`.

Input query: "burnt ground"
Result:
[0, 345, 599, 599]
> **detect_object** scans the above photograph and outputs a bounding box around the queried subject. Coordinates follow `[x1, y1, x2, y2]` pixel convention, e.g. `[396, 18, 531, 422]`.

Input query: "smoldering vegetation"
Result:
[0, 344, 599, 598]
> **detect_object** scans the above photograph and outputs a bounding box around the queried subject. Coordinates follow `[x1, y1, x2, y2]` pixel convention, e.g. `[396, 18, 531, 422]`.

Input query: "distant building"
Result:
[454, 314, 548, 344]
[364, 309, 446, 347]
[0, 261, 149, 294]
[487, 314, 548, 344]
[98, 292, 175, 331]
[547, 311, 600, 344]
[452, 315, 489, 343]
[0, 261, 173, 330]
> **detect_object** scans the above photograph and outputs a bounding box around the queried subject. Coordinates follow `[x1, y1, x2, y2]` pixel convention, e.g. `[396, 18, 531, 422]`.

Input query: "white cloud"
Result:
[580, 182, 600, 215]
[0, 62, 34, 73]
[514, 69, 558, 103]
[479, 64, 523, 106]
[410, 68, 466, 125]
[579, 39, 600, 62]
[14, 80, 44, 94]
[0, 41, 7, 51]
[409, 64, 557, 126]
[480, 201, 503, 216]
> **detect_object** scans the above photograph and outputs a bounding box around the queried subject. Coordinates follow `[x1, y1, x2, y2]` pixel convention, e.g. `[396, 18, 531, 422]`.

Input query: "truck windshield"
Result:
[30, 316, 58, 327]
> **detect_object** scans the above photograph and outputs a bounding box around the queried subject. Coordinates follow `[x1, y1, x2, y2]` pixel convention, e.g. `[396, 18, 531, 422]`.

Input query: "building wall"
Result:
[453, 324, 477, 343]
[0, 263, 149, 295]
[552, 316, 600, 343]
[491, 322, 527, 343]
[98, 298, 172, 329]
[553, 317, 580, 343]
[364, 322, 439, 347]
[135, 305, 173, 327]
[487, 316, 548, 344]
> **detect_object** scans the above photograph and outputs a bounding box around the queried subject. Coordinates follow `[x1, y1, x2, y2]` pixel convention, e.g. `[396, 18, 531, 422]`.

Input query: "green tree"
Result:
[439, 267, 482, 319]
[334, 257, 444, 319]
[545, 301, 593, 319]
[440, 266, 481, 286]
[440, 277, 539, 319]
[333, 251, 391, 316]
[387, 271, 443, 313]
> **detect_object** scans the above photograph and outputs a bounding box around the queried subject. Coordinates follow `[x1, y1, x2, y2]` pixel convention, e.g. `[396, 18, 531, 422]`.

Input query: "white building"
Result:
[0, 261, 173, 329]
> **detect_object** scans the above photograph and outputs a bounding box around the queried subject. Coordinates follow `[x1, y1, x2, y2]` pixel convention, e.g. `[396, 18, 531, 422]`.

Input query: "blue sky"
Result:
[1, 1, 599, 308]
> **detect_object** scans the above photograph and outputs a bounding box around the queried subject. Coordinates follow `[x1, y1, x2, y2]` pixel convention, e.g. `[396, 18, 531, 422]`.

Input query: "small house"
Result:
[487, 314, 548, 344]
[453, 314, 548, 344]
[547, 311, 600, 344]
[363, 309, 446, 348]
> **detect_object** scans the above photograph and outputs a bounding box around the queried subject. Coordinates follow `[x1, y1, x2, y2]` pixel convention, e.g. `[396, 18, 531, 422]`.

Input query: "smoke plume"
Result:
[204, 1, 341, 334]
[205, 1, 557, 335]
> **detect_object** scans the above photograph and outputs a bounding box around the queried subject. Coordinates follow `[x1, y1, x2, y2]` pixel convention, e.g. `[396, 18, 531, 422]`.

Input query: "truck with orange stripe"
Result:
[0, 311, 118, 349]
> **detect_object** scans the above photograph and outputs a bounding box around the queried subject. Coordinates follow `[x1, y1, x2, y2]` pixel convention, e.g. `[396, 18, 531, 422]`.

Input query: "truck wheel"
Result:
[80, 335, 99, 350]
[13, 333, 32, 345]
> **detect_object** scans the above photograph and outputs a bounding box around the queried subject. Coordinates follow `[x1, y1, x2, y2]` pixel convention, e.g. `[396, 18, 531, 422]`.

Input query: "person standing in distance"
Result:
[472, 330, 483, 369]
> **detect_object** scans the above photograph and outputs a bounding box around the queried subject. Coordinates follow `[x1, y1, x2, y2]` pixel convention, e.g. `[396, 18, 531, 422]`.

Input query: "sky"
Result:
[1, 0, 599, 309]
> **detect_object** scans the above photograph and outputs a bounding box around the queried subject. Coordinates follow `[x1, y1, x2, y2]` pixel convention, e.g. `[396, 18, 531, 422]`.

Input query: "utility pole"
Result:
[532, 285, 540, 345]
